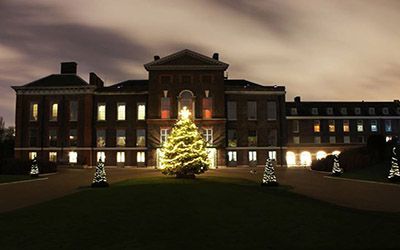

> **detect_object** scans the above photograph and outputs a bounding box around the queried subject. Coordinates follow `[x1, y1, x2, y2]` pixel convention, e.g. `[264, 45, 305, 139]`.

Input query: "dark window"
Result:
[201, 75, 212, 84]
[267, 102, 277, 120]
[181, 75, 192, 84]
[179, 90, 194, 115]
[70, 101, 78, 121]
[227, 101, 237, 120]
[267, 129, 277, 146]
[228, 129, 237, 147]
[69, 129, 78, 146]
[49, 129, 57, 147]
[160, 75, 172, 84]
[136, 129, 146, 147]
[202, 98, 212, 119]
[29, 128, 38, 147]
[161, 97, 171, 119]
[292, 120, 299, 133]
[247, 101, 257, 120]
[248, 130, 257, 146]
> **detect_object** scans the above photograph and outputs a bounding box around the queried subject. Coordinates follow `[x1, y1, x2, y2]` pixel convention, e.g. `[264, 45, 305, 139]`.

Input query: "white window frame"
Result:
[97, 152, 106, 162]
[370, 120, 378, 132]
[137, 151, 145, 163]
[268, 151, 277, 160]
[228, 151, 237, 162]
[137, 103, 146, 120]
[117, 152, 125, 163]
[50, 103, 58, 121]
[97, 103, 106, 121]
[203, 128, 213, 145]
[160, 128, 169, 145]
[69, 151, 78, 163]
[117, 103, 126, 121]
[248, 151, 257, 162]
[30, 102, 39, 121]
[357, 120, 364, 132]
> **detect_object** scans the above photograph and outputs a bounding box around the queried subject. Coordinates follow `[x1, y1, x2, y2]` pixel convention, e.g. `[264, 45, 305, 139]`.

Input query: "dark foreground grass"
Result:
[1, 177, 399, 250]
[341, 163, 398, 184]
[0, 175, 32, 184]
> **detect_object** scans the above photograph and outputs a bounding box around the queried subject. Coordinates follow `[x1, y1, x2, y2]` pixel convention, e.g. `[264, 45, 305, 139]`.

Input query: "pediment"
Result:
[144, 49, 229, 71]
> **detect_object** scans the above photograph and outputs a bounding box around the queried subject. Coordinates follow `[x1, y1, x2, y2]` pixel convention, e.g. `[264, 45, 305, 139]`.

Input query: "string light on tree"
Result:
[261, 157, 278, 186]
[331, 153, 343, 176]
[30, 156, 39, 178]
[91, 158, 109, 187]
[160, 106, 209, 178]
[388, 146, 400, 182]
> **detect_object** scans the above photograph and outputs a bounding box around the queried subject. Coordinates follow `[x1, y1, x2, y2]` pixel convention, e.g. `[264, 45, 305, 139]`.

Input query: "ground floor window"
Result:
[316, 151, 327, 160]
[137, 151, 145, 163]
[286, 151, 296, 166]
[268, 151, 277, 160]
[117, 152, 125, 163]
[97, 152, 105, 162]
[228, 151, 237, 162]
[49, 152, 57, 162]
[29, 152, 37, 160]
[69, 151, 78, 163]
[248, 151, 257, 162]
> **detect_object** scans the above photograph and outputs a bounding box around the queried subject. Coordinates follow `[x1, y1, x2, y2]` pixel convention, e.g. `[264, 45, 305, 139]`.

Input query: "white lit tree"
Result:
[30, 157, 39, 177]
[388, 146, 400, 182]
[261, 158, 278, 186]
[91, 158, 109, 187]
[160, 107, 209, 178]
[331, 154, 343, 176]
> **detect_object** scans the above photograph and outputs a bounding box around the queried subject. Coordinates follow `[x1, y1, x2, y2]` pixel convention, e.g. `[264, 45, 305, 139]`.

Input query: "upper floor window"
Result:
[178, 90, 194, 116]
[249, 151, 257, 162]
[160, 128, 169, 145]
[313, 120, 320, 133]
[29, 128, 38, 147]
[385, 120, 392, 132]
[202, 97, 213, 119]
[311, 108, 318, 115]
[292, 120, 299, 133]
[97, 104, 106, 121]
[329, 136, 336, 144]
[69, 101, 78, 121]
[328, 120, 335, 132]
[267, 129, 277, 146]
[355, 107, 361, 115]
[344, 136, 350, 144]
[290, 107, 297, 115]
[343, 120, 350, 132]
[203, 128, 213, 145]
[160, 75, 172, 84]
[49, 152, 57, 162]
[30, 102, 39, 121]
[227, 101, 237, 120]
[247, 101, 257, 120]
[117, 103, 126, 121]
[227, 129, 237, 147]
[370, 120, 378, 132]
[137, 103, 146, 120]
[137, 129, 146, 147]
[267, 102, 277, 120]
[357, 120, 364, 132]
[50, 103, 58, 121]
[97, 129, 106, 147]
[368, 107, 375, 115]
[314, 136, 321, 144]
[181, 75, 192, 84]
[382, 107, 389, 115]
[116, 129, 126, 147]
[326, 107, 333, 115]
[201, 75, 213, 84]
[340, 107, 347, 115]
[117, 152, 125, 163]
[248, 130, 257, 146]
[161, 97, 171, 119]
[397, 107, 400, 115]
[29, 152, 37, 160]
[69, 129, 78, 146]
[293, 136, 300, 144]
[49, 129, 57, 147]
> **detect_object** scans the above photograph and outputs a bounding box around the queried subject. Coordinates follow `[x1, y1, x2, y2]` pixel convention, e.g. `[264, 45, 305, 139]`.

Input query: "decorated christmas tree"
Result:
[331, 154, 343, 176]
[261, 158, 278, 186]
[160, 107, 209, 178]
[388, 146, 400, 182]
[91, 158, 109, 187]
[30, 157, 39, 177]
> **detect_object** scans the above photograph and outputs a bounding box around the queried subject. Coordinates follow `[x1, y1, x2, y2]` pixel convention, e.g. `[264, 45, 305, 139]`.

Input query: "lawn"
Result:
[341, 162, 399, 184]
[1, 177, 400, 250]
[0, 174, 32, 184]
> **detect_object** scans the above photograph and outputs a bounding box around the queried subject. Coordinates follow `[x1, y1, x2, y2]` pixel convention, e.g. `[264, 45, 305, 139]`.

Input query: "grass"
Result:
[341, 162, 398, 184]
[1, 176, 400, 250]
[0, 174, 32, 184]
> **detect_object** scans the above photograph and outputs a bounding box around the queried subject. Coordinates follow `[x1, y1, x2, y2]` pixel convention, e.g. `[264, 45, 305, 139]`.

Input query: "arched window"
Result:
[178, 90, 194, 116]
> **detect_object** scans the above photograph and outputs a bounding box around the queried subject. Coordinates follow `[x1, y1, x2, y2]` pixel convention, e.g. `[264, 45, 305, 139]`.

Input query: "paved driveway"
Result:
[1, 167, 399, 213]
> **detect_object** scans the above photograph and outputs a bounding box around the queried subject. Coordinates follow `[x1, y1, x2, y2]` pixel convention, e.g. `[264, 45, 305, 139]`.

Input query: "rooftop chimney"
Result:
[294, 96, 301, 103]
[212, 53, 219, 60]
[154, 55, 160, 61]
[61, 62, 77, 74]
[89, 72, 104, 88]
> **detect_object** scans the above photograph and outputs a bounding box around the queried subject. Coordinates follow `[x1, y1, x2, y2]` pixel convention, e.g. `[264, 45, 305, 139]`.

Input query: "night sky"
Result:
[1, 0, 400, 126]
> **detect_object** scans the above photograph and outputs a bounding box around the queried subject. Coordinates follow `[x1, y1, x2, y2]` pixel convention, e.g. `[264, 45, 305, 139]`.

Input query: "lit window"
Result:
[369, 107, 375, 115]
[49, 129, 57, 147]
[228, 151, 237, 162]
[340, 108, 347, 115]
[386, 136, 392, 142]
[227, 101, 237, 120]
[249, 151, 257, 162]
[49, 152, 57, 162]
[268, 151, 277, 160]
[179, 90, 194, 116]
[291, 108, 297, 115]
[293, 136, 300, 144]
[160, 128, 169, 145]
[343, 120, 350, 132]
[314, 136, 321, 144]
[137, 103, 146, 120]
[116, 129, 126, 147]
[30, 103, 39, 121]
[314, 120, 320, 133]
[117, 103, 126, 121]
[248, 130, 257, 146]
[97, 130, 106, 147]
[117, 152, 125, 163]
[267, 101, 277, 120]
[202, 97, 213, 119]
[316, 151, 327, 160]
[370, 120, 378, 132]
[328, 120, 335, 132]
[326, 107, 333, 115]
[97, 104, 106, 121]
[50, 103, 58, 121]
[355, 107, 361, 115]
[29, 152, 37, 160]
[69, 101, 78, 121]
[292, 120, 299, 133]
[385, 120, 392, 132]
[97, 152, 105, 162]
[136, 129, 146, 147]
[286, 152, 296, 166]
[161, 97, 171, 119]
[382, 107, 389, 115]
[357, 120, 364, 132]
[203, 128, 213, 145]
[228, 129, 237, 147]
[137, 151, 145, 163]
[311, 108, 318, 115]
[69, 129, 78, 146]
[344, 136, 350, 143]
[247, 101, 257, 120]
[69, 151, 78, 163]
[329, 136, 336, 144]
[300, 151, 312, 166]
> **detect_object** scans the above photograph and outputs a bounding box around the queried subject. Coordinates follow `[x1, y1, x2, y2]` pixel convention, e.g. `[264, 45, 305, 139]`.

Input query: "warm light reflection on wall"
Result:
[286, 151, 296, 166]
[316, 151, 327, 160]
[332, 150, 341, 156]
[300, 151, 312, 166]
